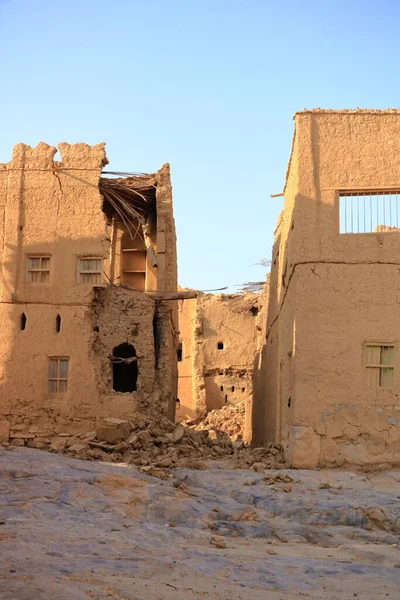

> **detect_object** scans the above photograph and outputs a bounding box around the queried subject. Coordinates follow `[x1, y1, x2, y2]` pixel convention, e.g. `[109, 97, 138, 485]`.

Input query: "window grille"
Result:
[26, 256, 50, 282]
[364, 344, 395, 387]
[48, 357, 69, 393]
[339, 191, 400, 234]
[78, 258, 103, 285]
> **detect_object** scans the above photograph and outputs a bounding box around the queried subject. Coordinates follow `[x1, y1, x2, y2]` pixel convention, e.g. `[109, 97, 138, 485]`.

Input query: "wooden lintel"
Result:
[145, 291, 197, 300]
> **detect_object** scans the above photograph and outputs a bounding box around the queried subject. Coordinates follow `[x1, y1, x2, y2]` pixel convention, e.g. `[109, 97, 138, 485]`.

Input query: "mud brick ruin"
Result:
[1, 110, 400, 469]
[0, 142, 178, 446]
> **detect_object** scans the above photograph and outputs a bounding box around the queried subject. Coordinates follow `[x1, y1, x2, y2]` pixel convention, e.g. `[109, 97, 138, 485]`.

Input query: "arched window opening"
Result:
[56, 314, 61, 333]
[112, 343, 138, 392]
[20, 313, 27, 331]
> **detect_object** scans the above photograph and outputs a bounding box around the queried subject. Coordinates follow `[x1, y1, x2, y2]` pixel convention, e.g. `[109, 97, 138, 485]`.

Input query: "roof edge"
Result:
[293, 108, 400, 117]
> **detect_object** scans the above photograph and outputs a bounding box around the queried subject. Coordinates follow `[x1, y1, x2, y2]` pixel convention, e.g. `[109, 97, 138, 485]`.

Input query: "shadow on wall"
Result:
[251, 232, 281, 447]
[250, 114, 328, 448]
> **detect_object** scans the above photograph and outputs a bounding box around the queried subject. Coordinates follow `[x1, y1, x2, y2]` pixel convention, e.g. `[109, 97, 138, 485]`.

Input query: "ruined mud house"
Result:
[177, 291, 265, 442]
[0, 142, 178, 446]
[253, 109, 400, 468]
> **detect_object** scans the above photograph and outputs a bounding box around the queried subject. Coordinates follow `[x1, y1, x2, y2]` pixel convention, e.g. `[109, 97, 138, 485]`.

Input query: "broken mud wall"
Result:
[259, 110, 400, 468]
[177, 292, 258, 440]
[154, 163, 179, 420]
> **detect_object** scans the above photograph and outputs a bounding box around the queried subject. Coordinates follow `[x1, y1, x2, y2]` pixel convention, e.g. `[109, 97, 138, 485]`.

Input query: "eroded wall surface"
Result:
[254, 110, 400, 467]
[0, 143, 178, 446]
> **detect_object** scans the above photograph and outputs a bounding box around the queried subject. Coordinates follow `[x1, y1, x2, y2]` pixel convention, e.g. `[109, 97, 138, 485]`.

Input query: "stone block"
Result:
[50, 437, 69, 452]
[27, 439, 49, 449]
[0, 421, 10, 443]
[10, 438, 25, 447]
[96, 418, 132, 443]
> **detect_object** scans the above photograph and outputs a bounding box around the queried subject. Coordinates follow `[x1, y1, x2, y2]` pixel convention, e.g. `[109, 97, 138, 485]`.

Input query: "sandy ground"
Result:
[0, 447, 399, 599]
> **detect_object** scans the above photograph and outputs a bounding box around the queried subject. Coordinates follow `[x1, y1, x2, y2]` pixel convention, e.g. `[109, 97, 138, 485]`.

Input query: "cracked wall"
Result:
[0, 143, 177, 446]
[254, 110, 400, 467]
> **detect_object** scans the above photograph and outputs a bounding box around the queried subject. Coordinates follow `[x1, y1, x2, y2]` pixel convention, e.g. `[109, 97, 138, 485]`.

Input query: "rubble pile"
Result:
[186, 401, 245, 441]
[51, 414, 284, 478]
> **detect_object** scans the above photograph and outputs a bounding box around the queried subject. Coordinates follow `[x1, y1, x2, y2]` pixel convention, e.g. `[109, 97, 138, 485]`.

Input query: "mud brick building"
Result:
[253, 110, 400, 468]
[0, 142, 178, 446]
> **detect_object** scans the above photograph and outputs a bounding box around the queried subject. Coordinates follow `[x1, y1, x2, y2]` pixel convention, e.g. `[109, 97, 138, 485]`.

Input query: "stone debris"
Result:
[210, 535, 227, 549]
[186, 402, 245, 441]
[49, 413, 284, 478]
[96, 418, 132, 444]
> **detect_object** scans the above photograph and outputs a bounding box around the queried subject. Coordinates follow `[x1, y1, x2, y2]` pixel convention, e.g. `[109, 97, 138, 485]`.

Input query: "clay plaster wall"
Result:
[177, 292, 257, 439]
[0, 143, 178, 446]
[257, 110, 400, 467]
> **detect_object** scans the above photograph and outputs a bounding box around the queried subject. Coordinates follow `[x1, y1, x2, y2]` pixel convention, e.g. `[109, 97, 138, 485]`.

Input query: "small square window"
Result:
[364, 344, 395, 387]
[26, 256, 51, 282]
[217, 342, 224, 350]
[78, 258, 103, 285]
[48, 357, 69, 393]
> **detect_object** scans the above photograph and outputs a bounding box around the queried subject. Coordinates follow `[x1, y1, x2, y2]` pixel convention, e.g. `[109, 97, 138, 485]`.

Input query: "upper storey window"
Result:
[78, 258, 103, 285]
[26, 256, 51, 282]
[339, 190, 400, 234]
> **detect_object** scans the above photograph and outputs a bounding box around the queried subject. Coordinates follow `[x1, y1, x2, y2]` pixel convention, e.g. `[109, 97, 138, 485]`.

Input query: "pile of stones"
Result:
[51, 415, 284, 479]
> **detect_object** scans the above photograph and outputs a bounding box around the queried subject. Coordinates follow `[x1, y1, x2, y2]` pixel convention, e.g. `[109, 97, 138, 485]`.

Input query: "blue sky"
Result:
[1, 0, 400, 291]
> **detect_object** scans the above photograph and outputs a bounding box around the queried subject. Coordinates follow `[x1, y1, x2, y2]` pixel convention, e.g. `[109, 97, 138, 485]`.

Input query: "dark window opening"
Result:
[231, 386, 235, 392]
[224, 394, 228, 404]
[177, 343, 183, 362]
[112, 343, 138, 393]
[220, 385, 224, 391]
[241, 387, 246, 392]
[153, 309, 160, 369]
[20, 313, 26, 331]
[56, 314, 61, 333]
[217, 342, 224, 350]
[287, 396, 292, 408]
[250, 306, 259, 316]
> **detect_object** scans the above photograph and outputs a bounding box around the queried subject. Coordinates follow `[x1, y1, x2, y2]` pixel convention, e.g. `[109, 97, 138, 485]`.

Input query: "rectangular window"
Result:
[177, 343, 183, 362]
[364, 344, 395, 387]
[339, 190, 400, 234]
[48, 357, 69, 393]
[78, 258, 103, 285]
[26, 256, 51, 282]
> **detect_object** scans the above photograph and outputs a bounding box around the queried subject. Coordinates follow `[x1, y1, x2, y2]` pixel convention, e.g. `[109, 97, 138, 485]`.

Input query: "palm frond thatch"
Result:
[99, 175, 156, 240]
